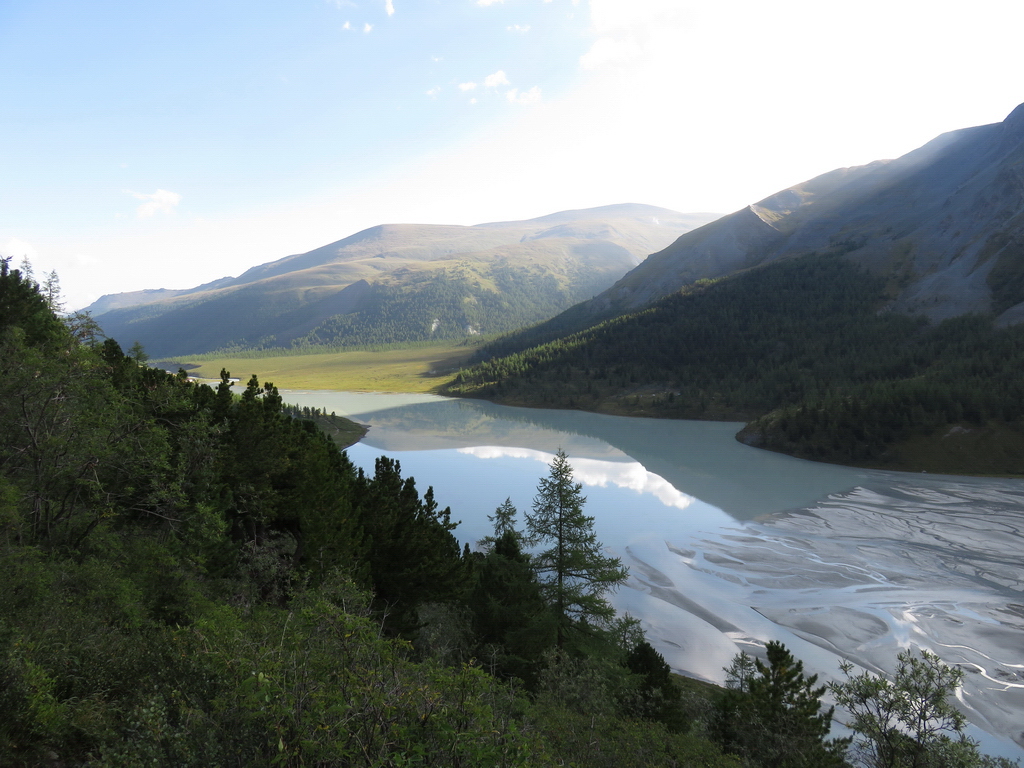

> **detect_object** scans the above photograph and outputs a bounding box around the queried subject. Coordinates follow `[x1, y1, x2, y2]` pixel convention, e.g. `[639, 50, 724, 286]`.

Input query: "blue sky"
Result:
[3, 0, 1023, 309]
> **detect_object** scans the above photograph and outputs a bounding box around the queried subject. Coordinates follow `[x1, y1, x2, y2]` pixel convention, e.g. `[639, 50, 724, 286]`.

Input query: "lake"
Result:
[283, 390, 1024, 758]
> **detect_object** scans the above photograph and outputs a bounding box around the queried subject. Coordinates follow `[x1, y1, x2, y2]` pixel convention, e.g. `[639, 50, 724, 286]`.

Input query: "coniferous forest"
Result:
[2, 259, 1018, 766]
[445, 253, 1024, 474]
[1, 258, 740, 765]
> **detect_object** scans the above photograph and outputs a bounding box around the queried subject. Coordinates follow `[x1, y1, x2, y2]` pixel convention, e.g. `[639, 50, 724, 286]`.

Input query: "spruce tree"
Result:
[469, 529, 554, 686]
[525, 449, 627, 651]
[478, 497, 520, 552]
[712, 641, 849, 767]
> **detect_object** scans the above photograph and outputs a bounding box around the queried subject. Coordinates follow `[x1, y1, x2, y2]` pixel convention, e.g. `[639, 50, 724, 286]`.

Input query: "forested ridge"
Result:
[0, 258, 737, 766]
[445, 253, 1024, 473]
[99, 260, 624, 358]
[2, 259, 1017, 766]
[282, 265, 593, 350]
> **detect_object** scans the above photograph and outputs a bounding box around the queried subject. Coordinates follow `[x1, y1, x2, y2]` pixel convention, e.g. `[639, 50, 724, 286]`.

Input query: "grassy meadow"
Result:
[168, 341, 482, 393]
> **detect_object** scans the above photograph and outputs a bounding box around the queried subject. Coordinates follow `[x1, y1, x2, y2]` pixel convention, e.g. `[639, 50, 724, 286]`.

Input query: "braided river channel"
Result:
[283, 391, 1024, 759]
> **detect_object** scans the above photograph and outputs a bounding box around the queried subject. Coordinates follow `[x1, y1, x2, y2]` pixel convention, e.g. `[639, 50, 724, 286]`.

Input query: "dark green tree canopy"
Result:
[713, 641, 849, 768]
[525, 449, 628, 651]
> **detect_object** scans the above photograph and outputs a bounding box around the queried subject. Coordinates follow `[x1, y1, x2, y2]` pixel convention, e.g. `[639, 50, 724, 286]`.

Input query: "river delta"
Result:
[282, 391, 1024, 759]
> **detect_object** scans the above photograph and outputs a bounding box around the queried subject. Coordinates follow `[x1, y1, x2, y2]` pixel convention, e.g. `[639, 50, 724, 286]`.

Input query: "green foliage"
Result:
[830, 649, 1018, 768]
[356, 456, 467, 636]
[448, 254, 922, 419]
[986, 232, 1024, 316]
[98, 259, 620, 358]
[468, 530, 555, 686]
[0, 257, 66, 347]
[478, 497, 521, 553]
[712, 642, 850, 768]
[526, 450, 629, 651]
[623, 640, 687, 731]
[5, 264, 1014, 767]
[530, 650, 740, 768]
[288, 266, 585, 350]
[446, 253, 1024, 470]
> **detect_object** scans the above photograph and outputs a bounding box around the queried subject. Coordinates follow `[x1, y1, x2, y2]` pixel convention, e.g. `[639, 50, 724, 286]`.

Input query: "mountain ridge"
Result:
[570, 105, 1024, 326]
[88, 204, 720, 357]
[446, 103, 1024, 473]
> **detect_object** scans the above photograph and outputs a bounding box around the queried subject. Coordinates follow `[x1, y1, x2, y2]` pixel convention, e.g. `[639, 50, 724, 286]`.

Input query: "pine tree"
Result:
[42, 269, 63, 314]
[478, 497, 520, 552]
[713, 641, 849, 767]
[525, 449, 628, 651]
[625, 640, 686, 731]
[469, 529, 554, 686]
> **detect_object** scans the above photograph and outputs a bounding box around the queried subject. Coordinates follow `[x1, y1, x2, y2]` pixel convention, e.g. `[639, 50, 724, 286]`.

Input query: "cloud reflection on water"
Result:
[457, 445, 694, 510]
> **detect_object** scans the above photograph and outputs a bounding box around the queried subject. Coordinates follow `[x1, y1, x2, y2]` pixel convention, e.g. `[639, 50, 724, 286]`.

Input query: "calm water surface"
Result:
[284, 391, 1024, 757]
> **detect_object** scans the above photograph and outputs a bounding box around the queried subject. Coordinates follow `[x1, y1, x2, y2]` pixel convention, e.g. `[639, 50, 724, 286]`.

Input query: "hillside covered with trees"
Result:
[445, 252, 1024, 473]
[0, 257, 736, 766]
[3, 259, 1017, 765]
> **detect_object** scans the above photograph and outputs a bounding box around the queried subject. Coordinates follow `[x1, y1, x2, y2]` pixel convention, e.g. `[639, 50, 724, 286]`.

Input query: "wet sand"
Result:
[616, 479, 1024, 757]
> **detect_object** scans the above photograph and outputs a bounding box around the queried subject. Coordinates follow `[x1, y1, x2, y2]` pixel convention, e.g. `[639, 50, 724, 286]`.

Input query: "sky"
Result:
[2, 0, 1023, 310]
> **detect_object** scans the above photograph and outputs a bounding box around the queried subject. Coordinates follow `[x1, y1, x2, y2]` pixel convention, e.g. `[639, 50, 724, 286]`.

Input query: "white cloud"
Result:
[484, 70, 510, 88]
[506, 86, 541, 105]
[579, 35, 644, 70]
[458, 81, 477, 91]
[426, 86, 440, 98]
[385, 0, 395, 15]
[580, 0, 690, 71]
[363, 22, 373, 33]
[128, 189, 181, 218]
[457, 446, 694, 510]
[476, 0, 505, 5]
[342, 20, 351, 30]
[469, 97, 477, 104]
[507, 24, 531, 32]
[3, 237, 39, 261]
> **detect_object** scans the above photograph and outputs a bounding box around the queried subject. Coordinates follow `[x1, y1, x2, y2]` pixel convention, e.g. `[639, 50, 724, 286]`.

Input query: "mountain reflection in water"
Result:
[282, 391, 1024, 759]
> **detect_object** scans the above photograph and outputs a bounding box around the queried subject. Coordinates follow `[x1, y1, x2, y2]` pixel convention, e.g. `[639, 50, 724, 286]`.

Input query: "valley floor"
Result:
[165, 341, 478, 393]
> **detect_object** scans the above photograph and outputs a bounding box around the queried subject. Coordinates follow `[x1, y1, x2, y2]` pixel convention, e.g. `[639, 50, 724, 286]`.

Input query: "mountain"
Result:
[86, 204, 720, 358]
[447, 104, 1024, 473]
[550, 103, 1024, 327]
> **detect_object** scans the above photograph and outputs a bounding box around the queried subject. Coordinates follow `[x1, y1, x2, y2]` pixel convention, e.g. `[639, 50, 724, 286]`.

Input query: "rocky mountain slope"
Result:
[88, 204, 718, 357]
[586, 103, 1024, 324]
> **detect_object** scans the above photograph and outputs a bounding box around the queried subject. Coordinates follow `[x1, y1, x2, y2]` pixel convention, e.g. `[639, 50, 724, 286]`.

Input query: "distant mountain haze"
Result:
[86, 204, 720, 357]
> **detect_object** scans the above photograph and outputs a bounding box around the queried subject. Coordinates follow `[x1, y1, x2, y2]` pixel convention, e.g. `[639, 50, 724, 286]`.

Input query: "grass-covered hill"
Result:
[445, 253, 1024, 474]
[86, 204, 719, 358]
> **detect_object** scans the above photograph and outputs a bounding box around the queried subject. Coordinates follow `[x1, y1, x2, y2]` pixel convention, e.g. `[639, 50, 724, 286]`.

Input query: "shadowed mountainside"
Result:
[447, 104, 1024, 473]
[501, 103, 1024, 350]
